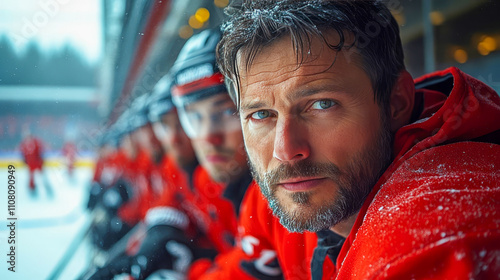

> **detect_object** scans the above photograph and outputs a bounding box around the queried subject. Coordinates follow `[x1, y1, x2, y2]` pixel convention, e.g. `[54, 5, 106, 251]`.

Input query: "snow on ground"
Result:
[0, 165, 93, 280]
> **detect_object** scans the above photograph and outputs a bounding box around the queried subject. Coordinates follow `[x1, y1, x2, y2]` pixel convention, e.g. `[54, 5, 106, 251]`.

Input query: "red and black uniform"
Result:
[189, 67, 500, 279]
[92, 154, 106, 185]
[19, 136, 44, 190]
[91, 149, 125, 187]
[88, 149, 119, 210]
[118, 148, 155, 227]
[139, 160, 213, 252]
[141, 165, 247, 260]
[124, 155, 195, 256]
[88, 148, 135, 251]
[91, 161, 250, 280]
[189, 182, 318, 280]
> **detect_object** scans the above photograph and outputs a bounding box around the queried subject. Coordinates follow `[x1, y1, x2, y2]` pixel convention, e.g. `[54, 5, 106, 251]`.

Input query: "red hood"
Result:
[339, 67, 500, 267]
[393, 67, 500, 160]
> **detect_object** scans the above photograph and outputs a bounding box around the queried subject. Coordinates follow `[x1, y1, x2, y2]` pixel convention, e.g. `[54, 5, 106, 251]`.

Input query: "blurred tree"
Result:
[20, 41, 44, 85]
[0, 36, 97, 87]
[0, 35, 22, 84]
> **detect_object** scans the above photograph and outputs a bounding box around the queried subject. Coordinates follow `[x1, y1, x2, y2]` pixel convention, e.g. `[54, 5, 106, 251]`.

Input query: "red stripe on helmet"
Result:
[172, 73, 225, 97]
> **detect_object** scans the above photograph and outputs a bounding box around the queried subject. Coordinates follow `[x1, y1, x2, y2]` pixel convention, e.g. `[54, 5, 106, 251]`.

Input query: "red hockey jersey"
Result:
[118, 148, 154, 226]
[145, 164, 240, 254]
[190, 166, 240, 253]
[19, 136, 44, 169]
[189, 182, 320, 280]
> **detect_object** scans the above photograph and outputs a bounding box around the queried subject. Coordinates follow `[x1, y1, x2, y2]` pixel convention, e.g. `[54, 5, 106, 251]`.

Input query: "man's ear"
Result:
[389, 70, 415, 132]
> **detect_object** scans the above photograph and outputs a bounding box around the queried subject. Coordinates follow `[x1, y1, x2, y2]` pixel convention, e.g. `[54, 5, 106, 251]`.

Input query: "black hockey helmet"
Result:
[128, 94, 151, 131]
[169, 29, 240, 139]
[148, 74, 175, 123]
[170, 28, 226, 108]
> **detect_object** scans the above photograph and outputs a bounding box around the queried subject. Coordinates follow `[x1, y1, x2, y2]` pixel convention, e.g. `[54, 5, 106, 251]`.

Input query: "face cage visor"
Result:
[175, 92, 241, 139]
[151, 109, 181, 142]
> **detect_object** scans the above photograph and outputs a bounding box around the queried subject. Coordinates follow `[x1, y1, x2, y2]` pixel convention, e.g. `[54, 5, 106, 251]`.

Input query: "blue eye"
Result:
[251, 110, 270, 120]
[312, 100, 336, 110]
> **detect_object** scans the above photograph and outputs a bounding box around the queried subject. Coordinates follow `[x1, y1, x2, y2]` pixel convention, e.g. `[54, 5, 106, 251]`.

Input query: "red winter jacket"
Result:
[191, 67, 500, 280]
[331, 68, 500, 279]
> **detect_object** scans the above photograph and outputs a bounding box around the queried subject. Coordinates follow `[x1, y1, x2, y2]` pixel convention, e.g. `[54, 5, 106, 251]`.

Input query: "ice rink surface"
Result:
[0, 165, 94, 280]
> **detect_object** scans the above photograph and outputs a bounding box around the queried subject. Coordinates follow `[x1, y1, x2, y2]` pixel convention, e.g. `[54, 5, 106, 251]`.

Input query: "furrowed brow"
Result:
[289, 88, 323, 101]
[240, 101, 267, 114]
[240, 84, 345, 113]
[289, 83, 347, 100]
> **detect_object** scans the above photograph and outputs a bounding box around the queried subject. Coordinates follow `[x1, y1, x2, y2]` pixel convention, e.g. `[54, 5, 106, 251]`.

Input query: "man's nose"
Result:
[199, 119, 224, 146]
[273, 116, 310, 162]
[204, 130, 224, 146]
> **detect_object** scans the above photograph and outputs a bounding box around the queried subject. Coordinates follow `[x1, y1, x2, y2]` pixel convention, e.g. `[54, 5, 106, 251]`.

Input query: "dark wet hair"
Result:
[216, 0, 405, 109]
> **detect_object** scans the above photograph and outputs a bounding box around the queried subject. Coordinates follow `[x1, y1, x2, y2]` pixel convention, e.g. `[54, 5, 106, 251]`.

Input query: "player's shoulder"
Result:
[382, 141, 499, 199]
[369, 141, 500, 223]
[342, 142, 500, 278]
[361, 141, 500, 251]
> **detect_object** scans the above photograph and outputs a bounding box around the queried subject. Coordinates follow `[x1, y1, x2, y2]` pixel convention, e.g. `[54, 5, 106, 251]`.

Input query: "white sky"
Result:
[0, 0, 103, 63]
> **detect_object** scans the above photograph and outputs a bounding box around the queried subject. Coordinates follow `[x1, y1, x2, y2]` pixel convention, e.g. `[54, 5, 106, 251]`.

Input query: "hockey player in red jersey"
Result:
[214, 1, 500, 279]
[87, 95, 166, 255]
[19, 128, 45, 192]
[131, 51, 252, 276]
[170, 28, 251, 257]
[141, 75, 199, 216]
[90, 134, 120, 187]
[62, 140, 77, 178]
[87, 121, 137, 253]
[115, 96, 162, 228]
[86, 132, 122, 211]
[126, 29, 253, 279]
[87, 74, 200, 280]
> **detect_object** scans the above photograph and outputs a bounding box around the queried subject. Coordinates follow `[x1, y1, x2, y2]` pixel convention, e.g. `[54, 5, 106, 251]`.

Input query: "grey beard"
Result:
[253, 162, 368, 233]
[268, 191, 346, 232]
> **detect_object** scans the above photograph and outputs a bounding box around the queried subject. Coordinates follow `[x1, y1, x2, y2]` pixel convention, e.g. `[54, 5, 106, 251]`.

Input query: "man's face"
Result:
[132, 124, 162, 159]
[132, 125, 152, 150]
[183, 93, 248, 184]
[238, 34, 393, 232]
[153, 109, 196, 168]
[120, 134, 136, 159]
